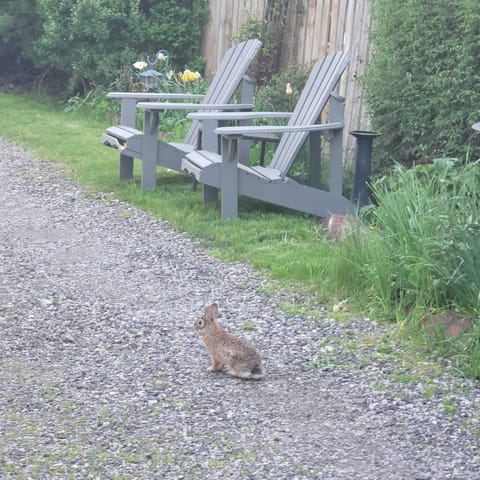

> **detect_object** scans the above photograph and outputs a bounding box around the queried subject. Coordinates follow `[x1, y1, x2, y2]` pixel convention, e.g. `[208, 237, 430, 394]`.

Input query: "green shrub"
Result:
[0, 0, 40, 60]
[0, 0, 43, 87]
[3, 0, 209, 94]
[324, 157, 480, 377]
[364, 0, 480, 171]
[354, 158, 480, 315]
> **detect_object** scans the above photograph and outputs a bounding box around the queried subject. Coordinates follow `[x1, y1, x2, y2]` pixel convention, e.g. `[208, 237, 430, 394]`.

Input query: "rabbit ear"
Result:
[203, 303, 218, 320]
[209, 303, 219, 318]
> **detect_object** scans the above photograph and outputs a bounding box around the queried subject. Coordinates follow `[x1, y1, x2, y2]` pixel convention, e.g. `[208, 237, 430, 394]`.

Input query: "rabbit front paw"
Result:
[207, 359, 223, 372]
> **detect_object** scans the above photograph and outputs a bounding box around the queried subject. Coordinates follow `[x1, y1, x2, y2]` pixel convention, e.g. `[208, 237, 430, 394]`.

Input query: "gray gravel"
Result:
[0, 136, 479, 480]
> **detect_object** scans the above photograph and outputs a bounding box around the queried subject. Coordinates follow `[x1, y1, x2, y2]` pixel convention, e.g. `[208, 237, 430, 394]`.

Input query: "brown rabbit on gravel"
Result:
[193, 303, 264, 380]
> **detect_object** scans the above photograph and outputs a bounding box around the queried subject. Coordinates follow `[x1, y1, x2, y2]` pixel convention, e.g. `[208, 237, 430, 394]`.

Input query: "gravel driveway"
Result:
[0, 137, 479, 479]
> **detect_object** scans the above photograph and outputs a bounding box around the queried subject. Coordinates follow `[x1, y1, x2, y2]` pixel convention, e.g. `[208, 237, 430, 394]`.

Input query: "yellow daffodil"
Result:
[179, 69, 201, 83]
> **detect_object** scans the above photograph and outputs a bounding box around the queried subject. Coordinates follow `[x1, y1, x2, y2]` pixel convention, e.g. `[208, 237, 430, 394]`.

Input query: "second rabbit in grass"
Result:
[193, 303, 264, 380]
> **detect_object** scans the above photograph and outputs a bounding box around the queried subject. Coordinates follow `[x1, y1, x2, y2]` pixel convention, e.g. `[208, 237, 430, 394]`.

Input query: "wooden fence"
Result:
[201, 0, 372, 166]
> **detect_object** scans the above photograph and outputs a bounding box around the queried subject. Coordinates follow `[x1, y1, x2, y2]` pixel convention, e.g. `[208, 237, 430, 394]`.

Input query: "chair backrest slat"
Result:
[184, 39, 261, 145]
[270, 51, 351, 176]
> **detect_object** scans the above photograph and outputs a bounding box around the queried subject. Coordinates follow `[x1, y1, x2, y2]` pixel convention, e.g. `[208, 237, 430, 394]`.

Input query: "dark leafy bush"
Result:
[1, 0, 209, 94]
[0, 0, 43, 87]
[136, 0, 209, 72]
[364, 0, 480, 171]
[35, 0, 138, 92]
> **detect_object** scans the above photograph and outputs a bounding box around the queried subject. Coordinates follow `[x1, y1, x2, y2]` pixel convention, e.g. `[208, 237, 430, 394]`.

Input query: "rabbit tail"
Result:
[225, 364, 264, 380]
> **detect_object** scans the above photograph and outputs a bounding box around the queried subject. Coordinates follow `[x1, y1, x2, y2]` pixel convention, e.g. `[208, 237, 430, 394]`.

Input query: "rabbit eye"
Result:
[197, 319, 204, 327]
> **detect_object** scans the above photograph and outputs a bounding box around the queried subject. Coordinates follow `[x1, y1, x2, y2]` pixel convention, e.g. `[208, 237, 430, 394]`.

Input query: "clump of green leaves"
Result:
[360, 158, 480, 315]
[330, 158, 480, 377]
[64, 85, 120, 122]
[0, 0, 44, 89]
[1, 0, 209, 95]
[364, 0, 480, 171]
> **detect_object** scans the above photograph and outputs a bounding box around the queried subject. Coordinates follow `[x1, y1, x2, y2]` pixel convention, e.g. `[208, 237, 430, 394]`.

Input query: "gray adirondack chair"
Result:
[181, 51, 355, 219]
[101, 39, 261, 190]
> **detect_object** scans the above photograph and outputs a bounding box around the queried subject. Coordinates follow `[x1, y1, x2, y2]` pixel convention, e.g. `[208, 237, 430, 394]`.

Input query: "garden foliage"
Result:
[0, 0, 209, 93]
[364, 0, 480, 171]
[0, 0, 42, 81]
[359, 158, 480, 316]
[323, 158, 480, 377]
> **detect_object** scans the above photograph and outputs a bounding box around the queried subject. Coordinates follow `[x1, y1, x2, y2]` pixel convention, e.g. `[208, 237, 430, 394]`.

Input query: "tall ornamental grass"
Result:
[336, 158, 480, 377]
[362, 158, 480, 315]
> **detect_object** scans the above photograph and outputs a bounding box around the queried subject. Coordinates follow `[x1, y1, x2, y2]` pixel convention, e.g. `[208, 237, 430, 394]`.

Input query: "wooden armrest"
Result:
[186, 111, 292, 121]
[107, 92, 205, 101]
[137, 102, 254, 112]
[215, 122, 344, 137]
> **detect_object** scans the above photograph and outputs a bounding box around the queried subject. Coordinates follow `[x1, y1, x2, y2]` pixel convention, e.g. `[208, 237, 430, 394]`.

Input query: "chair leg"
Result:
[308, 131, 322, 188]
[329, 129, 343, 196]
[119, 153, 134, 181]
[259, 141, 266, 167]
[329, 94, 345, 196]
[192, 178, 198, 191]
[141, 156, 157, 190]
[203, 185, 219, 205]
[141, 111, 159, 190]
[220, 136, 239, 219]
[119, 97, 137, 182]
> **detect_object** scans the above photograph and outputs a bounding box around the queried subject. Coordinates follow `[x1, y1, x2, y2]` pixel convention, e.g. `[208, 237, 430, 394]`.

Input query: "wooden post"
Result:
[141, 110, 159, 190]
[220, 135, 239, 219]
[328, 93, 345, 196]
[119, 97, 137, 181]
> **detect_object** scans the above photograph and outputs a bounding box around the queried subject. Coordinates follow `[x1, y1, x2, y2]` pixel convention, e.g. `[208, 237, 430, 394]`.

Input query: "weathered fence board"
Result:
[201, 0, 372, 166]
